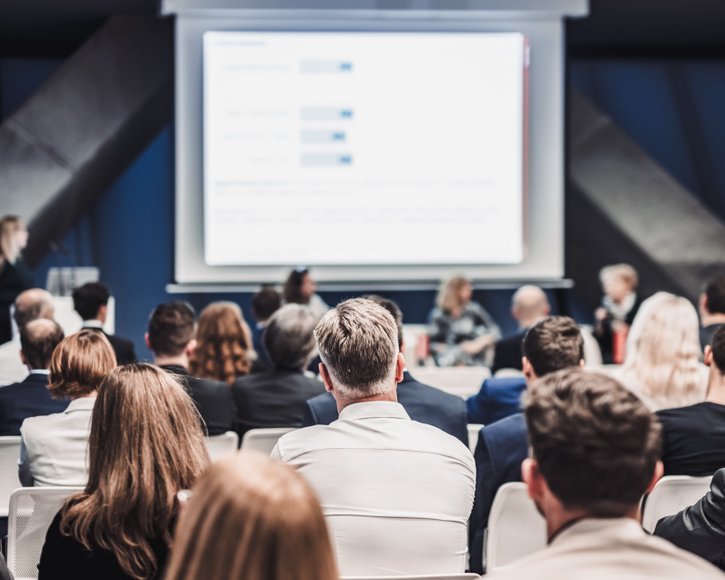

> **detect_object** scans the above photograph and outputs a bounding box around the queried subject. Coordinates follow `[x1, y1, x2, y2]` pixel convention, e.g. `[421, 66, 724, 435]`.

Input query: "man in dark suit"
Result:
[491, 285, 550, 375]
[468, 316, 585, 573]
[72, 281, 136, 364]
[147, 301, 235, 436]
[233, 304, 325, 438]
[0, 318, 67, 435]
[303, 296, 468, 446]
[250, 285, 281, 370]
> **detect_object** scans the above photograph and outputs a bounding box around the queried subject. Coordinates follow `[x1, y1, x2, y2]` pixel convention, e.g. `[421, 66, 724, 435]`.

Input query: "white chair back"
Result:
[493, 368, 524, 379]
[412, 367, 490, 399]
[486, 482, 546, 571]
[467, 424, 483, 454]
[205, 431, 239, 462]
[0, 435, 21, 517]
[7, 486, 84, 579]
[241, 427, 295, 455]
[343, 575, 480, 580]
[642, 475, 712, 532]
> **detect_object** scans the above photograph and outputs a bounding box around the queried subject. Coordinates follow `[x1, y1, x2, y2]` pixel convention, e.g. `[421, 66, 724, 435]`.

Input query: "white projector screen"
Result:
[203, 32, 526, 267]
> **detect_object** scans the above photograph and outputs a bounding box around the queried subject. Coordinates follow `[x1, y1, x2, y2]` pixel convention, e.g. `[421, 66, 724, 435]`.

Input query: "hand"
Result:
[595, 307, 608, 322]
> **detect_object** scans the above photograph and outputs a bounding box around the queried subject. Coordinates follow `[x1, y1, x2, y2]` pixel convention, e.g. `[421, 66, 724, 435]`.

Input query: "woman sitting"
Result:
[38, 364, 209, 580]
[428, 276, 501, 367]
[19, 330, 116, 487]
[165, 452, 338, 580]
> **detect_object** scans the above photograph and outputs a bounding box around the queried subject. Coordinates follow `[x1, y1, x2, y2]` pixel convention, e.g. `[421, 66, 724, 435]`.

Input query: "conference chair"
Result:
[467, 424, 483, 454]
[343, 574, 480, 580]
[0, 436, 21, 518]
[412, 367, 490, 399]
[241, 427, 295, 455]
[205, 431, 239, 462]
[7, 486, 84, 580]
[641, 475, 713, 533]
[485, 482, 546, 572]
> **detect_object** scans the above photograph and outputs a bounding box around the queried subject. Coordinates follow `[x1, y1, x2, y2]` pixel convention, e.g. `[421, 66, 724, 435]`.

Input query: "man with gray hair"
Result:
[233, 304, 325, 437]
[272, 298, 475, 576]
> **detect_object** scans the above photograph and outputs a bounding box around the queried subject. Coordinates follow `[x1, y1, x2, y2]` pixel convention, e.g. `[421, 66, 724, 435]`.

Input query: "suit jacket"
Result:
[81, 325, 136, 365]
[233, 369, 326, 438]
[302, 371, 468, 446]
[469, 412, 529, 573]
[0, 372, 68, 436]
[466, 377, 527, 426]
[160, 364, 236, 436]
[490, 518, 723, 579]
[655, 467, 725, 570]
[491, 330, 526, 375]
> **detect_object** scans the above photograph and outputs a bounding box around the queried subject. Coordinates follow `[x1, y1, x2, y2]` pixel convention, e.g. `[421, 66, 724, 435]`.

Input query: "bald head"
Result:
[512, 285, 550, 328]
[20, 319, 64, 370]
[14, 289, 54, 329]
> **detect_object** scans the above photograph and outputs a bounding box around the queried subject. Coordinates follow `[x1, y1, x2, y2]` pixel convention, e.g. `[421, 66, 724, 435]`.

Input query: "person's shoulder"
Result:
[483, 413, 527, 441]
[273, 424, 332, 460]
[401, 374, 463, 404]
[190, 374, 231, 393]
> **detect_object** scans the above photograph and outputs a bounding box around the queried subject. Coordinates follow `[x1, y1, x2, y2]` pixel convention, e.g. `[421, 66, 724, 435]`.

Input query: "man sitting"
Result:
[233, 304, 325, 438]
[303, 295, 468, 445]
[488, 368, 722, 579]
[72, 281, 136, 364]
[147, 301, 235, 436]
[0, 319, 67, 435]
[657, 325, 725, 475]
[469, 316, 584, 572]
[273, 298, 475, 576]
[699, 273, 725, 351]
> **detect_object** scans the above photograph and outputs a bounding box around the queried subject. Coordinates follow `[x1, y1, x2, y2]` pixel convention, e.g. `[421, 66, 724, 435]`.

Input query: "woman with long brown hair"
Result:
[189, 301, 256, 383]
[37, 364, 209, 580]
[165, 452, 339, 580]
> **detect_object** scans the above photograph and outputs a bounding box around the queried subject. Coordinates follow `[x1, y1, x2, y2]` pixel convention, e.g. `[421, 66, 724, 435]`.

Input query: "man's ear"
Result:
[319, 362, 334, 393]
[184, 339, 197, 358]
[644, 460, 665, 495]
[522, 458, 545, 503]
[395, 352, 405, 384]
[98, 303, 108, 320]
[699, 293, 709, 316]
[19, 350, 28, 367]
[144, 333, 151, 349]
[522, 357, 535, 380]
[704, 345, 713, 367]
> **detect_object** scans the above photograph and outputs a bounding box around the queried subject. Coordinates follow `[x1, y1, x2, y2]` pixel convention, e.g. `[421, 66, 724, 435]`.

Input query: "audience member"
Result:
[615, 292, 707, 411]
[0, 319, 66, 436]
[165, 452, 339, 580]
[147, 301, 236, 436]
[468, 316, 584, 572]
[72, 281, 136, 364]
[699, 272, 725, 350]
[19, 330, 116, 487]
[189, 301, 256, 383]
[489, 368, 722, 579]
[250, 285, 281, 368]
[0, 215, 32, 345]
[283, 267, 329, 320]
[593, 263, 642, 363]
[304, 295, 468, 445]
[491, 285, 550, 374]
[38, 364, 209, 580]
[233, 304, 324, 438]
[428, 275, 501, 367]
[0, 288, 54, 385]
[656, 325, 725, 475]
[273, 298, 475, 576]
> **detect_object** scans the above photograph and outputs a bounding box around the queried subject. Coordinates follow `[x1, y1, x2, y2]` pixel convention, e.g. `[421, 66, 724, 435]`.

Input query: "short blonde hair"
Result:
[436, 276, 471, 313]
[49, 330, 117, 399]
[165, 452, 338, 580]
[599, 263, 638, 291]
[314, 298, 398, 397]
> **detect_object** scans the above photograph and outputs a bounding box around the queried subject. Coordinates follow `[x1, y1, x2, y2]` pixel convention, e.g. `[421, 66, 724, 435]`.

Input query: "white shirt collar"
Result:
[82, 319, 104, 329]
[338, 401, 410, 421]
[29, 369, 50, 375]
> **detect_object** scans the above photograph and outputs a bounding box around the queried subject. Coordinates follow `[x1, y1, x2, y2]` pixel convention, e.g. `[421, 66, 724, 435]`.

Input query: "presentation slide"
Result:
[203, 32, 526, 267]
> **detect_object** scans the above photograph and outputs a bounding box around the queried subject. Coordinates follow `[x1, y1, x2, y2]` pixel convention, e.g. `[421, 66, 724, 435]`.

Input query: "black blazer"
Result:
[160, 365, 236, 436]
[82, 326, 136, 365]
[302, 371, 468, 446]
[0, 372, 69, 436]
[232, 369, 326, 438]
[491, 329, 526, 375]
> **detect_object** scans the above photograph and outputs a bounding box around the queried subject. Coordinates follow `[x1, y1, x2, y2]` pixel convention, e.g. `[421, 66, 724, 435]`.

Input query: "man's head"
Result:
[264, 305, 317, 370]
[252, 286, 282, 323]
[314, 298, 402, 402]
[700, 273, 725, 319]
[511, 285, 550, 328]
[13, 289, 54, 329]
[523, 369, 662, 527]
[705, 326, 725, 401]
[146, 301, 196, 359]
[522, 316, 584, 381]
[72, 282, 111, 322]
[19, 319, 64, 370]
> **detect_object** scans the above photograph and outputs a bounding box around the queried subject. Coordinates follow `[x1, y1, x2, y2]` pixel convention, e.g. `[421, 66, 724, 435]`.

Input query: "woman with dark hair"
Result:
[283, 268, 329, 320]
[0, 215, 32, 344]
[38, 364, 210, 580]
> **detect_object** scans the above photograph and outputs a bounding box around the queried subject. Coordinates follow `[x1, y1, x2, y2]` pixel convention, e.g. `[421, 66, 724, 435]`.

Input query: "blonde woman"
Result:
[38, 364, 209, 580]
[0, 215, 32, 344]
[614, 292, 707, 411]
[165, 452, 338, 580]
[189, 301, 257, 383]
[427, 276, 501, 366]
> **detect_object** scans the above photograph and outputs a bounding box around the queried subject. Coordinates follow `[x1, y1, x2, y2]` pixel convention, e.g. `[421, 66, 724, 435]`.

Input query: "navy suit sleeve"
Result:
[469, 427, 498, 573]
[466, 380, 489, 425]
[301, 400, 317, 427]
